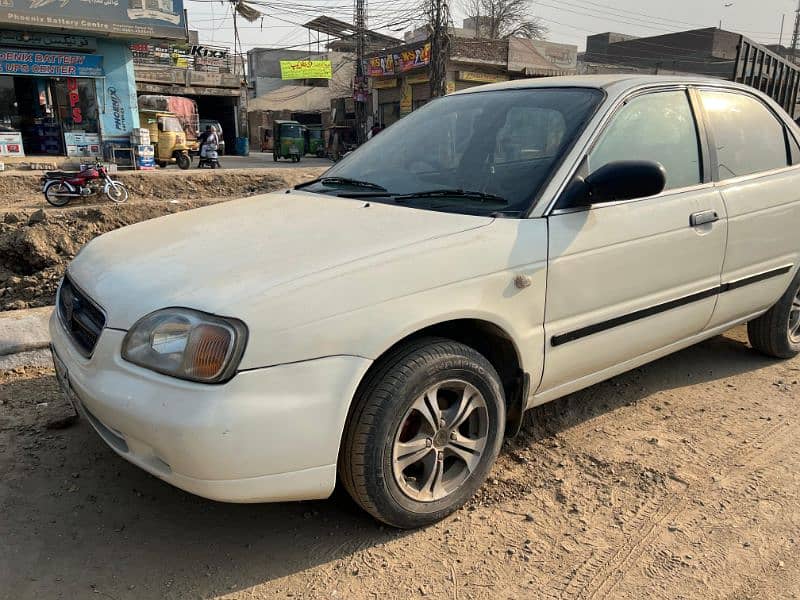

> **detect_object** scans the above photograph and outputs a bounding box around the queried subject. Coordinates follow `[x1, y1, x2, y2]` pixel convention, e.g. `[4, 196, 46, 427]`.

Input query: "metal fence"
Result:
[734, 37, 800, 117]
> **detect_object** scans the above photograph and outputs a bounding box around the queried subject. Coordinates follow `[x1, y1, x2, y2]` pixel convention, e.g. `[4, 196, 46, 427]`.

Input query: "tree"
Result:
[463, 0, 547, 39]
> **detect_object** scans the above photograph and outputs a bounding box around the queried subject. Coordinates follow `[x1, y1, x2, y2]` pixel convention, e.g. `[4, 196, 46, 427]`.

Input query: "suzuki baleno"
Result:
[51, 76, 800, 527]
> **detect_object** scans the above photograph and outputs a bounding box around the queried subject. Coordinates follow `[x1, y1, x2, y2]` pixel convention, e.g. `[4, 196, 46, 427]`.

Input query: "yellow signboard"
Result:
[400, 78, 412, 116]
[372, 78, 397, 89]
[280, 60, 333, 80]
[406, 73, 430, 84]
[458, 70, 509, 83]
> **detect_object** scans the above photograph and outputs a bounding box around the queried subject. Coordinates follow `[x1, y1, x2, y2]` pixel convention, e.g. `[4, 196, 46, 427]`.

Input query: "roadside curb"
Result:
[0, 306, 53, 358]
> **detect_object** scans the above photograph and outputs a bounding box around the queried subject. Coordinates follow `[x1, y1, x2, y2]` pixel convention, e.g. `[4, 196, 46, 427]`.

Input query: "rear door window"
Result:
[699, 90, 789, 180]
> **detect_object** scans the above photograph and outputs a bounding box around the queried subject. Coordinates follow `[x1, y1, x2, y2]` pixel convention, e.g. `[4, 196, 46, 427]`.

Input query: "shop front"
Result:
[0, 0, 186, 160]
[0, 48, 102, 156]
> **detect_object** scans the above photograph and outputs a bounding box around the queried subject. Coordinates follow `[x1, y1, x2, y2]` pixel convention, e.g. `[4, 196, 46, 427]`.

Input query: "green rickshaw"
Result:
[305, 125, 325, 157]
[273, 120, 306, 162]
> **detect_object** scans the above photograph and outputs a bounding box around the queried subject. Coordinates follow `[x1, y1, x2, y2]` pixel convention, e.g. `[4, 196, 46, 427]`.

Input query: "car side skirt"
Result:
[531, 308, 768, 408]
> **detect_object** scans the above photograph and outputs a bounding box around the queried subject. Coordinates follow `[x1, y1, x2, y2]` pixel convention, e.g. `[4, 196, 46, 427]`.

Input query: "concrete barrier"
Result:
[0, 306, 53, 357]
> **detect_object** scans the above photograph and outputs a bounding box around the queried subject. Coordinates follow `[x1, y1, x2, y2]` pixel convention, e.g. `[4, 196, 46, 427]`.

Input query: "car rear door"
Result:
[697, 88, 800, 329]
[536, 87, 728, 401]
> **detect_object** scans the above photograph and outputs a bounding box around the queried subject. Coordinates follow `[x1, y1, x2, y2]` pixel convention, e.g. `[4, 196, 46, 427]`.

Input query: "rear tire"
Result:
[339, 338, 505, 529]
[43, 181, 71, 207]
[748, 269, 800, 359]
[273, 153, 278, 162]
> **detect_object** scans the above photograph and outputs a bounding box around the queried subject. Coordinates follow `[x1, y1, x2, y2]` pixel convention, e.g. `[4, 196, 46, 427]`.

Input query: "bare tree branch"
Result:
[462, 0, 547, 39]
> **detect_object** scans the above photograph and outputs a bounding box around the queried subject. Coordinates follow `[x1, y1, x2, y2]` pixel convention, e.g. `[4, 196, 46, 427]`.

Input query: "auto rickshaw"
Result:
[140, 109, 192, 169]
[273, 120, 306, 162]
[305, 125, 325, 157]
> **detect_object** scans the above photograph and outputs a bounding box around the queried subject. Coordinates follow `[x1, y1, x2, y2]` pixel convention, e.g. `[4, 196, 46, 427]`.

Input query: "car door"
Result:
[697, 88, 800, 329]
[536, 87, 728, 400]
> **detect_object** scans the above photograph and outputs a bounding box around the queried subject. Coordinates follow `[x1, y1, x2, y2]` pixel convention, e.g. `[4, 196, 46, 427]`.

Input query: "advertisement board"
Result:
[400, 78, 412, 116]
[0, 131, 24, 157]
[64, 131, 101, 157]
[0, 0, 187, 40]
[367, 54, 394, 77]
[395, 43, 430, 73]
[367, 43, 430, 77]
[280, 60, 332, 80]
[0, 49, 103, 77]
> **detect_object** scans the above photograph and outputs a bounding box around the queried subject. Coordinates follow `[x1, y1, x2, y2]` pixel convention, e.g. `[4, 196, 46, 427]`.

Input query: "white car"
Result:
[51, 75, 800, 528]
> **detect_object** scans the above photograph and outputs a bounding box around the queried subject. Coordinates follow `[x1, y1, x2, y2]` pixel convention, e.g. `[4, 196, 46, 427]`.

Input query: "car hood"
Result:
[69, 191, 493, 329]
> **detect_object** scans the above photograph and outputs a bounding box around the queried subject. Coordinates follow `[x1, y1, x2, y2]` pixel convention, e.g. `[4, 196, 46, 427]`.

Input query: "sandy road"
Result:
[1, 326, 798, 600]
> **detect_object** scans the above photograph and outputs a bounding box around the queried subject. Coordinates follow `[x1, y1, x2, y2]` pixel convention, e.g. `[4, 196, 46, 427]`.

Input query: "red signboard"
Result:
[395, 43, 431, 73]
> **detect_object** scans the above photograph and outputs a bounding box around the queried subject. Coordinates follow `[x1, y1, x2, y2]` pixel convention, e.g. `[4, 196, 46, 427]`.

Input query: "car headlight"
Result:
[122, 308, 248, 383]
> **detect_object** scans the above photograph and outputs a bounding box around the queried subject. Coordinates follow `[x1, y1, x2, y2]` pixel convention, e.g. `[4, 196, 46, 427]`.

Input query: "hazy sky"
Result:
[184, 0, 799, 55]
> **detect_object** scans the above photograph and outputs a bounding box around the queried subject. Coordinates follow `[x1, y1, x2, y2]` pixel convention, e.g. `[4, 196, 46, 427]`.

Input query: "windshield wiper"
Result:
[295, 176, 387, 191]
[393, 189, 507, 205]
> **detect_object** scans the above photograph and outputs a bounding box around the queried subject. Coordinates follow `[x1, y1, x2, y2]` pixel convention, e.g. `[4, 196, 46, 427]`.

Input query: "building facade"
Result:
[366, 36, 577, 127]
[132, 40, 243, 152]
[580, 28, 800, 116]
[0, 0, 186, 158]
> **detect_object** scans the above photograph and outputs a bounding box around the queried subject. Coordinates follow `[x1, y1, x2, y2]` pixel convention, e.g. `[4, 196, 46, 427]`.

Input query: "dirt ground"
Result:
[0, 168, 326, 208]
[0, 167, 325, 311]
[1, 325, 798, 600]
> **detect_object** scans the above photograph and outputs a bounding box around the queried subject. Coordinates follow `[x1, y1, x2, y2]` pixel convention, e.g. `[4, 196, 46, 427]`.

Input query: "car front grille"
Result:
[57, 275, 106, 357]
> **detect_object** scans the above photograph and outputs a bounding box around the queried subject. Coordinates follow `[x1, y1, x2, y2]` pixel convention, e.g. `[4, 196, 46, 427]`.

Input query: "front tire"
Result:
[748, 269, 800, 358]
[105, 182, 128, 203]
[339, 338, 505, 528]
[176, 153, 191, 170]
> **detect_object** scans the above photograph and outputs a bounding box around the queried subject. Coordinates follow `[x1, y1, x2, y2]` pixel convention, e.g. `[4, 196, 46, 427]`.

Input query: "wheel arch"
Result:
[351, 318, 529, 437]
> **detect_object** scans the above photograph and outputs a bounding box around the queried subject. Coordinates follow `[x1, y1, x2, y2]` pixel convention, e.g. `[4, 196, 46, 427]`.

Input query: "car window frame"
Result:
[548, 85, 712, 215]
[695, 86, 800, 185]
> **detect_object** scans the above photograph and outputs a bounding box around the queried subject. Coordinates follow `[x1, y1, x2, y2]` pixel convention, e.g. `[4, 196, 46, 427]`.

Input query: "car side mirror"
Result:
[561, 160, 667, 208]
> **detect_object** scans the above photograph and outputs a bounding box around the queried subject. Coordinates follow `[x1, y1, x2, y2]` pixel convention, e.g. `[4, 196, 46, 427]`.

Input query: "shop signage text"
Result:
[0, 49, 103, 77]
[406, 73, 429, 84]
[0, 0, 186, 40]
[371, 78, 397, 89]
[108, 87, 127, 131]
[280, 60, 332, 80]
[67, 78, 82, 124]
[0, 30, 96, 51]
[458, 70, 509, 83]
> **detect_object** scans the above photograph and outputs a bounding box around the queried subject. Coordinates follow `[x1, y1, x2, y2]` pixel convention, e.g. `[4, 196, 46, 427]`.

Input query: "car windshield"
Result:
[281, 124, 304, 137]
[160, 117, 183, 133]
[309, 87, 603, 216]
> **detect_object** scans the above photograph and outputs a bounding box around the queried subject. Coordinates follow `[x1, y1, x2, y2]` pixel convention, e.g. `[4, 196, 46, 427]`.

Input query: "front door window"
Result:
[588, 90, 702, 191]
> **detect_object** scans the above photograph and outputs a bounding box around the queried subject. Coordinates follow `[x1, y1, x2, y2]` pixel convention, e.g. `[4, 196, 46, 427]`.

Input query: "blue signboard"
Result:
[0, 0, 186, 40]
[0, 48, 104, 77]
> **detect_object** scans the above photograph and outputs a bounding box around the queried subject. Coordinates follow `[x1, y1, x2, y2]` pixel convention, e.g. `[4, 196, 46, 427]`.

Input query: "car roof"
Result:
[453, 74, 746, 95]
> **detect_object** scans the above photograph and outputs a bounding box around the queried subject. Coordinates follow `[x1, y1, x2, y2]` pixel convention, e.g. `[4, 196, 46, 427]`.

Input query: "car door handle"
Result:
[690, 210, 719, 227]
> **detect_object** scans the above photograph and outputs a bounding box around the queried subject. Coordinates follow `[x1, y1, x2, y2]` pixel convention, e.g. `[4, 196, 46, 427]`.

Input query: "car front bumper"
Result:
[49, 312, 372, 503]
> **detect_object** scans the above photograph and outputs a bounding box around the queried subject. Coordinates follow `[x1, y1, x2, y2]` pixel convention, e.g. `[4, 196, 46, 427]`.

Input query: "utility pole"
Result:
[354, 0, 368, 144]
[429, 0, 450, 98]
[791, 0, 800, 64]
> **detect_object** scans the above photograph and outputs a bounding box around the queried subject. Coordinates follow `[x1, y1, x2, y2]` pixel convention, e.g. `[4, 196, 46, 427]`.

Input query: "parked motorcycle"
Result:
[197, 143, 221, 169]
[42, 161, 128, 206]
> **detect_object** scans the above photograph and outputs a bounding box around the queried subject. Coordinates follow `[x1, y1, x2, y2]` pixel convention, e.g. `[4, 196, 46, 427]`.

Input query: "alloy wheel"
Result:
[788, 288, 800, 343]
[391, 380, 489, 502]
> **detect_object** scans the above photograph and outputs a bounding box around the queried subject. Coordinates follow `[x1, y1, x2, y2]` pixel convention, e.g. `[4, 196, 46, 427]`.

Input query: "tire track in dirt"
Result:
[541, 415, 799, 600]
